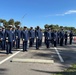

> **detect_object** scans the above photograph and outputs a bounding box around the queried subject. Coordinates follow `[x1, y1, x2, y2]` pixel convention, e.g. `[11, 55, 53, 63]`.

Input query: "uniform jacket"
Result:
[22, 30, 29, 41]
[15, 29, 21, 39]
[6, 30, 13, 42]
[35, 29, 41, 39]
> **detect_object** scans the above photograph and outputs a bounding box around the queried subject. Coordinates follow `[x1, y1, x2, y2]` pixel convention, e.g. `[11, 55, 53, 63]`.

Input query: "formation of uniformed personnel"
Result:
[43, 27, 74, 48]
[0, 25, 74, 54]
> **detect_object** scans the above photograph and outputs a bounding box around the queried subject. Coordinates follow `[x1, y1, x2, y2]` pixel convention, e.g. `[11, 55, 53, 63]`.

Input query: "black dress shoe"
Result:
[9, 52, 13, 54]
[36, 48, 39, 50]
[6, 53, 9, 54]
[23, 50, 25, 52]
[25, 50, 27, 52]
[23, 50, 27, 52]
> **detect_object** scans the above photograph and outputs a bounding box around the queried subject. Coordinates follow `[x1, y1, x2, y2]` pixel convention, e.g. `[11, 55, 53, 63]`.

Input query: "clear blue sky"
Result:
[0, 0, 76, 28]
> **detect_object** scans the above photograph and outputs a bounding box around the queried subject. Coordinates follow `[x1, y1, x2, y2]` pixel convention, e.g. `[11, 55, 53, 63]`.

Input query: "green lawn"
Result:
[54, 64, 76, 75]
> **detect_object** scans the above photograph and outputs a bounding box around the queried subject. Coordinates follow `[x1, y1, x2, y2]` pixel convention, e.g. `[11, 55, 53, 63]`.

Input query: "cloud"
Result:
[45, 10, 76, 17]
[64, 10, 76, 15]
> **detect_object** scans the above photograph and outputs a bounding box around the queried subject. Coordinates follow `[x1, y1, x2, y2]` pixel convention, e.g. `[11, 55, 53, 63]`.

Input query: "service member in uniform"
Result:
[39, 29, 43, 47]
[54, 30, 57, 47]
[29, 27, 34, 47]
[44, 27, 48, 45]
[32, 29, 35, 45]
[46, 28, 51, 48]
[15, 25, 21, 49]
[35, 26, 41, 49]
[51, 29, 54, 45]
[57, 30, 60, 44]
[60, 29, 64, 46]
[22, 26, 29, 51]
[64, 31, 68, 45]
[12, 27, 15, 48]
[2, 27, 6, 50]
[0, 27, 3, 49]
[69, 30, 73, 44]
[5, 25, 13, 54]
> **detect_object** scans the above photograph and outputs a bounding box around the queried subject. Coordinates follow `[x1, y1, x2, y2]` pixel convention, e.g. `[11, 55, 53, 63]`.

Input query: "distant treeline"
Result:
[0, 18, 21, 28]
[44, 24, 76, 34]
[0, 18, 76, 34]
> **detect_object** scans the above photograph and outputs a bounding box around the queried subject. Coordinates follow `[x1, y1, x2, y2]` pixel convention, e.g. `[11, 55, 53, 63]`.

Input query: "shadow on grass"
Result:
[31, 69, 76, 75]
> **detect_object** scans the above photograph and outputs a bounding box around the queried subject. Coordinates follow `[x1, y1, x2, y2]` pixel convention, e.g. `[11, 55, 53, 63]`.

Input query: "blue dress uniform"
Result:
[15, 27, 21, 49]
[57, 31, 60, 44]
[44, 28, 48, 45]
[2, 27, 6, 50]
[69, 31, 73, 44]
[46, 29, 51, 48]
[22, 27, 29, 51]
[29, 27, 34, 47]
[51, 30, 54, 44]
[54, 31, 57, 47]
[32, 30, 35, 44]
[6, 26, 13, 54]
[39, 29, 43, 47]
[12, 28, 15, 47]
[64, 32, 68, 45]
[35, 27, 41, 49]
[60, 30, 64, 46]
[0, 28, 3, 49]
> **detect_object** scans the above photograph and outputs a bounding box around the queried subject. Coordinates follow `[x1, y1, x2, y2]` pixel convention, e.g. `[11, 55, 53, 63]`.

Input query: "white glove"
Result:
[16, 36, 18, 39]
[6, 37, 8, 39]
[1, 38, 3, 40]
[6, 40, 8, 42]
[23, 39, 25, 41]
[37, 37, 38, 39]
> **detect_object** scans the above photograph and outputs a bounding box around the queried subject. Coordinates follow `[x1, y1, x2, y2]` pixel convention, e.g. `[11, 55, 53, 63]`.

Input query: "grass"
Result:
[54, 64, 76, 75]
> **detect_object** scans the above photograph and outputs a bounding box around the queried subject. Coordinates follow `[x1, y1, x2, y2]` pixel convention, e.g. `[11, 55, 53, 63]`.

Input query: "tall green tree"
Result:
[44, 24, 49, 28]
[0, 19, 3, 23]
[1, 19, 8, 28]
[14, 21, 21, 28]
[60, 26, 63, 29]
[8, 19, 14, 26]
[0, 19, 3, 27]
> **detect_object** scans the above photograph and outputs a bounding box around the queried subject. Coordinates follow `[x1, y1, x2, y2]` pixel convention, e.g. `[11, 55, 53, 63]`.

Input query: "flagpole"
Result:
[21, 14, 27, 27]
